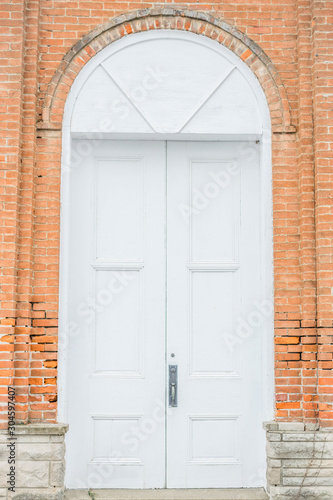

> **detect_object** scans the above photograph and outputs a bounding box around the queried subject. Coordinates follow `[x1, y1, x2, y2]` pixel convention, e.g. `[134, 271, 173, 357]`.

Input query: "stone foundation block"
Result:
[50, 462, 65, 488]
[0, 424, 68, 500]
[9, 488, 65, 500]
[264, 422, 333, 500]
[270, 486, 333, 500]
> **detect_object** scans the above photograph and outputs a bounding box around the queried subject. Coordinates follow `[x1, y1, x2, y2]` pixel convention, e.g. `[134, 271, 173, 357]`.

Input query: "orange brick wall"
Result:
[0, 0, 332, 428]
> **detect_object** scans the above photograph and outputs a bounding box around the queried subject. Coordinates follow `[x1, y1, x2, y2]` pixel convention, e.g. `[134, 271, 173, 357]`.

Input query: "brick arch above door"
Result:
[38, 8, 296, 134]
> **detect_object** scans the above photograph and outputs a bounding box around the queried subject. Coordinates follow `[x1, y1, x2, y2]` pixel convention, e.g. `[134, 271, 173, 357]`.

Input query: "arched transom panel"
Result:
[69, 31, 268, 135]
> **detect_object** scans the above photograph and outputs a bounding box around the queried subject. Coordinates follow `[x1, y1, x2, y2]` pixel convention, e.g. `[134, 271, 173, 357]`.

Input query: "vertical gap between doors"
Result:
[164, 140, 168, 489]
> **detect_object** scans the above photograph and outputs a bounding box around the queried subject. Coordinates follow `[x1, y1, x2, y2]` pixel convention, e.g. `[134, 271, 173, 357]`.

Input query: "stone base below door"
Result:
[64, 489, 268, 500]
[2, 421, 333, 500]
[0, 423, 68, 500]
[264, 422, 333, 500]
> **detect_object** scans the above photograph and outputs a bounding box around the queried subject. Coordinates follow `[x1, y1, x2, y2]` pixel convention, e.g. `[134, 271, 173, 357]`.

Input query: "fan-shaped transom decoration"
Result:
[69, 30, 269, 136]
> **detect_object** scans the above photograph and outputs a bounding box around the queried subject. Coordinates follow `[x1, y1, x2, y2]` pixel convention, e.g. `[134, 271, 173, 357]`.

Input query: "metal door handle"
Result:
[171, 383, 176, 405]
[169, 365, 178, 407]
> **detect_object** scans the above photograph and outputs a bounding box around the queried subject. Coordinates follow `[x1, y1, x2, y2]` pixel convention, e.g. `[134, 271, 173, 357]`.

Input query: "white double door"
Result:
[66, 140, 264, 489]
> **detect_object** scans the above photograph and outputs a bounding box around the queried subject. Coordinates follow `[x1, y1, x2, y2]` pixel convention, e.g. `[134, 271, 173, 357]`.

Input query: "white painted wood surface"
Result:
[166, 142, 264, 487]
[66, 141, 166, 488]
[70, 31, 264, 135]
[65, 140, 266, 489]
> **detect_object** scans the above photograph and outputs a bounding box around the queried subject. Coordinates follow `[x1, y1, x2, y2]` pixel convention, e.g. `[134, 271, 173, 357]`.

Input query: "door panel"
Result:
[66, 139, 264, 490]
[166, 142, 263, 488]
[188, 158, 239, 262]
[67, 141, 166, 488]
[94, 157, 144, 261]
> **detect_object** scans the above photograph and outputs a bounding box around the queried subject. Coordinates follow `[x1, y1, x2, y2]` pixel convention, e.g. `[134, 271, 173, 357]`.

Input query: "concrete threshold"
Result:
[64, 488, 268, 500]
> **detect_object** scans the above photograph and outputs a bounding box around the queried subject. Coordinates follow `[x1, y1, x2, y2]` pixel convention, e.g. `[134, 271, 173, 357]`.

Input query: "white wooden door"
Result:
[166, 142, 263, 488]
[66, 139, 264, 489]
[66, 141, 166, 489]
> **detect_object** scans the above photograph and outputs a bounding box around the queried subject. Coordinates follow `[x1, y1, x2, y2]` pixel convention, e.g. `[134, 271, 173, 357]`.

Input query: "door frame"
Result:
[57, 29, 274, 483]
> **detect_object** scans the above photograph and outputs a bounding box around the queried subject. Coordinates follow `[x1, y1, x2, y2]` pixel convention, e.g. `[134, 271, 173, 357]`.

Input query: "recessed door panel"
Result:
[93, 269, 143, 375]
[190, 270, 239, 376]
[95, 158, 144, 261]
[188, 159, 240, 262]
